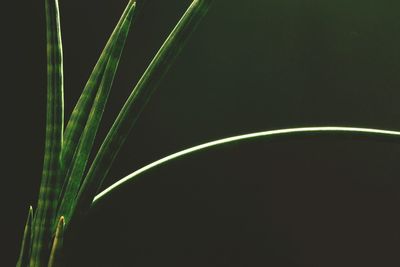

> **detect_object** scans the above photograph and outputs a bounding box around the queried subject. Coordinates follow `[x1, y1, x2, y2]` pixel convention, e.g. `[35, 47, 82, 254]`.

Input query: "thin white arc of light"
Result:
[93, 126, 400, 204]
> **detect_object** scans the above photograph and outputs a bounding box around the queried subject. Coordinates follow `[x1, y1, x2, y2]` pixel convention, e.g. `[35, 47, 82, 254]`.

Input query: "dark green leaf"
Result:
[59, 0, 136, 193]
[77, 0, 214, 215]
[16, 206, 33, 267]
[30, 0, 64, 265]
[57, 2, 136, 225]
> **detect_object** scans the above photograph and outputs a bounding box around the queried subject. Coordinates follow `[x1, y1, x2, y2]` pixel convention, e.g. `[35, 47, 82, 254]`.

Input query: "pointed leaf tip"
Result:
[48, 216, 65, 267]
[16, 206, 34, 267]
[77, 0, 213, 215]
[57, 0, 136, 228]
[59, 216, 65, 227]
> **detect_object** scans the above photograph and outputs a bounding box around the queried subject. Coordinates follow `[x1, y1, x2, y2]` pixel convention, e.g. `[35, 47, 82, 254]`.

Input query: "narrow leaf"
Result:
[57, 2, 136, 226]
[77, 0, 214, 215]
[31, 0, 64, 265]
[60, 0, 136, 181]
[16, 206, 33, 267]
[92, 126, 400, 204]
[48, 217, 65, 267]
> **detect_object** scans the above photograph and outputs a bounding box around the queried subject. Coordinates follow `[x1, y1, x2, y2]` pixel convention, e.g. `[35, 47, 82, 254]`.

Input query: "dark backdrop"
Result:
[3, 0, 400, 266]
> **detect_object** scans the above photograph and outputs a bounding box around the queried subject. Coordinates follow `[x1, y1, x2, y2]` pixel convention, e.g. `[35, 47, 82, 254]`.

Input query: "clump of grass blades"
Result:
[19, 0, 397, 266]
[16, 0, 213, 266]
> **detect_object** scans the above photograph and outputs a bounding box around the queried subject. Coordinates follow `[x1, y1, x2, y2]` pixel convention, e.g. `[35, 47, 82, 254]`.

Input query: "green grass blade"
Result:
[56, 3, 136, 226]
[77, 0, 214, 216]
[92, 126, 400, 204]
[60, 1, 136, 182]
[16, 206, 33, 267]
[30, 0, 64, 265]
[47, 217, 65, 267]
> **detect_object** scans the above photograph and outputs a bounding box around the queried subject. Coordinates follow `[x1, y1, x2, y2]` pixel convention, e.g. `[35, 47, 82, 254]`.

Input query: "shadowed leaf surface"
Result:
[48, 216, 65, 267]
[16, 206, 33, 267]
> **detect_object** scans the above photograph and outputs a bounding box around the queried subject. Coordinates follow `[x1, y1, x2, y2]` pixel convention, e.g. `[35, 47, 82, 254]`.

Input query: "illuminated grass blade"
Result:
[48, 217, 65, 267]
[16, 206, 33, 267]
[57, 3, 136, 226]
[93, 126, 400, 204]
[31, 0, 64, 265]
[77, 0, 214, 216]
[60, 1, 136, 182]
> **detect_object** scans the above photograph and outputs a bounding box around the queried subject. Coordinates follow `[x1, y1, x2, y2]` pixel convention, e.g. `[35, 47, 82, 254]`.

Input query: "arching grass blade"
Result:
[93, 126, 400, 204]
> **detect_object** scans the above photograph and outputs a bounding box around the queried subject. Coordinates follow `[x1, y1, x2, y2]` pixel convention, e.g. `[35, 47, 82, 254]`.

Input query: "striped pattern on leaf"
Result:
[59, 1, 136, 191]
[30, 0, 64, 266]
[76, 0, 214, 215]
[56, 1, 136, 226]
[16, 0, 214, 265]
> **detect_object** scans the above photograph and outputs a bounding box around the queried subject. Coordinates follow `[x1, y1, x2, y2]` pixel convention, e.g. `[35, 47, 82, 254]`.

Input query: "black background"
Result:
[3, 0, 400, 266]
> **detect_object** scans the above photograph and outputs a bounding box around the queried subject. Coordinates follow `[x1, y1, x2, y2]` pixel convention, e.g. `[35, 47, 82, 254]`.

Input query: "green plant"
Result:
[16, 0, 400, 266]
[17, 0, 213, 266]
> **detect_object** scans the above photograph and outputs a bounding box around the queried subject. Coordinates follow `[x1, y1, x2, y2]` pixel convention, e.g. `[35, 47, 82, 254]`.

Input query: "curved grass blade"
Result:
[60, 0, 136, 188]
[77, 0, 214, 217]
[48, 217, 65, 267]
[57, 3, 136, 226]
[92, 126, 400, 204]
[30, 0, 64, 265]
[16, 206, 33, 267]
